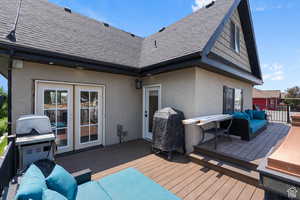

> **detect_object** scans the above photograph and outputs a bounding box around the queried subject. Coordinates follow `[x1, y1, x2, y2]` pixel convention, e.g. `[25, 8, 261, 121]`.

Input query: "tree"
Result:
[284, 86, 300, 111]
[0, 87, 7, 118]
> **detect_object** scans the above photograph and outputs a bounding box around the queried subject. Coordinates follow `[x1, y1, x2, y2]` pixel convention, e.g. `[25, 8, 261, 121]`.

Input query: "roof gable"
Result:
[210, 9, 252, 73]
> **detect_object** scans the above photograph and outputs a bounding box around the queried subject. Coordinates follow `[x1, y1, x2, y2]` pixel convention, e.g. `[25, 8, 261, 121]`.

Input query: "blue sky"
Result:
[1, 0, 300, 92]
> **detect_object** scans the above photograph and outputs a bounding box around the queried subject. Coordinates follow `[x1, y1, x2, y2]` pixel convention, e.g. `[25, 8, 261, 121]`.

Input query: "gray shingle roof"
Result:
[0, 0, 235, 68]
[139, 0, 235, 67]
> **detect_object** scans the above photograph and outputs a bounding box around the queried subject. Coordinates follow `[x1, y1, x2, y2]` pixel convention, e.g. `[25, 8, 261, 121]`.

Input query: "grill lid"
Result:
[16, 115, 52, 135]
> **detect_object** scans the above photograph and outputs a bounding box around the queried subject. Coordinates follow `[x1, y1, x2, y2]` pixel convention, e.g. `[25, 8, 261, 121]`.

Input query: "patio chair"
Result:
[6, 159, 181, 200]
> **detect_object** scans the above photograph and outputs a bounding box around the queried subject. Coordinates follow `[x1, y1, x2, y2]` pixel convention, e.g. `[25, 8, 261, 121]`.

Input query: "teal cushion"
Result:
[98, 168, 180, 200]
[43, 189, 67, 200]
[76, 181, 111, 200]
[46, 165, 77, 200]
[232, 112, 250, 122]
[250, 120, 267, 133]
[15, 164, 47, 200]
[245, 110, 254, 120]
[253, 110, 266, 120]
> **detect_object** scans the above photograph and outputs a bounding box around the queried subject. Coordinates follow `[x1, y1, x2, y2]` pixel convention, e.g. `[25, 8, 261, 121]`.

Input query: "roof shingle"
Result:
[0, 0, 238, 68]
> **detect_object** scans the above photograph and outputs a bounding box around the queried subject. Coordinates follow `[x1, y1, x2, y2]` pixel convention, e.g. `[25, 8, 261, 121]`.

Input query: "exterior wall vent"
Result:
[64, 7, 72, 13]
[159, 27, 166, 32]
[205, 1, 215, 8]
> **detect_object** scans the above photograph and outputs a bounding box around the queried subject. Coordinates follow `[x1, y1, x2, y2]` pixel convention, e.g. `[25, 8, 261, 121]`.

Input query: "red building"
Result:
[253, 88, 282, 110]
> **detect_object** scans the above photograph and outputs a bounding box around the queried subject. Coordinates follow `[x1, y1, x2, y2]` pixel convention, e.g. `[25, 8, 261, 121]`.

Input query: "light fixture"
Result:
[135, 79, 143, 89]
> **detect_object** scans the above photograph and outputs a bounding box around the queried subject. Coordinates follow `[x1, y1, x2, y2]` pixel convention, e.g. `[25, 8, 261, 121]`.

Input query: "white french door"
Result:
[35, 81, 104, 153]
[74, 85, 104, 150]
[143, 85, 161, 140]
[35, 82, 74, 153]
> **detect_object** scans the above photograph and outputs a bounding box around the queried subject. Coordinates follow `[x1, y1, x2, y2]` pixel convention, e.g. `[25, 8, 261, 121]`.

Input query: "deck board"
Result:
[196, 122, 290, 164]
[57, 140, 264, 200]
[91, 154, 264, 200]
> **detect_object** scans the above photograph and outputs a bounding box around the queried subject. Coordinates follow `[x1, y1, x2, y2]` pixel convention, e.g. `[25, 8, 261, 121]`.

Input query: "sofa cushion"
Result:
[233, 112, 250, 122]
[46, 165, 77, 200]
[253, 110, 266, 120]
[76, 181, 111, 200]
[15, 164, 47, 200]
[250, 120, 267, 133]
[98, 168, 180, 200]
[43, 189, 67, 200]
[245, 110, 254, 120]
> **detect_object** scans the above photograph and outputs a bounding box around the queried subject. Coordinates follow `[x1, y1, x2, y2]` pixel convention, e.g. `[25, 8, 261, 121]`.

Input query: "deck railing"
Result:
[265, 105, 290, 123]
[0, 136, 16, 196]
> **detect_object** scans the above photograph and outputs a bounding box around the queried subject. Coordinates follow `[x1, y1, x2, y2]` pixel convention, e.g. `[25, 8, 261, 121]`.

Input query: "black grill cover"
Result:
[152, 107, 185, 152]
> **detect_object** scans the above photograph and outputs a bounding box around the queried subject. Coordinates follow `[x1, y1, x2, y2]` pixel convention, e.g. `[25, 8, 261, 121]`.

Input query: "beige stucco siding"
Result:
[10, 60, 253, 153]
[195, 68, 253, 115]
[211, 9, 252, 72]
[142, 68, 196, 118]
[143, 67, 253, 153]
[11, 61, 142, 145]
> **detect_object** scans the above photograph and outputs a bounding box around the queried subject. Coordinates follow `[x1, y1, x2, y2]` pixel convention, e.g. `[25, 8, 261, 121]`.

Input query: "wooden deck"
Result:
[56, 140, 264, 200]
[195, 122, 290, 166]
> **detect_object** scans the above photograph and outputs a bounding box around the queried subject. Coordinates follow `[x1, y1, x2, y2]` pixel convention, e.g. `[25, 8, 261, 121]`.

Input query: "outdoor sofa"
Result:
[228, 110, 267, 141]
[8, 160, 180, 200]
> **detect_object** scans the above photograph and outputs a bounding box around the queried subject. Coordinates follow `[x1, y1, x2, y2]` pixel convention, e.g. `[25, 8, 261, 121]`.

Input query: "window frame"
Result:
[231, 21, 240, 54]
[223, 86, 243, 114]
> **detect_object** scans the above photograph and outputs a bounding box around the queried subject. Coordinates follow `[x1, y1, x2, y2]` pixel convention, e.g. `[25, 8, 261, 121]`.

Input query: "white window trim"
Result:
[234, 23, 240, 53]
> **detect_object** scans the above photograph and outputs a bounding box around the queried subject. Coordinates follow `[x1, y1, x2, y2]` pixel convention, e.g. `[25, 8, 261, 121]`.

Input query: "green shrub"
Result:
[0, 87, 7, 119]
[0, 135, 7, 156]
[0, 117, 7, 136]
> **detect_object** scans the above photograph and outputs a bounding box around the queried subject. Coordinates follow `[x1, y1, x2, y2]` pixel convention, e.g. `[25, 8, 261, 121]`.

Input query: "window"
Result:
[223, 86, 243, 114]
[230, 21, 240, 53]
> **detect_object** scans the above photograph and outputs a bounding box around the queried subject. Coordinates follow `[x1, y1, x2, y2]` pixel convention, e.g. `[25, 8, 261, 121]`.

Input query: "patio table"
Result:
[182, 114, 233, 149]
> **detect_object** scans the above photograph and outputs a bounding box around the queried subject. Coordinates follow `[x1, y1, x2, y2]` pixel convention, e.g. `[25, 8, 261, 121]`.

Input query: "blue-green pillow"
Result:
[245, 110, 254, 120]
[253, 110, 266, 120]
[46, 165, 77, 200]
[233, 112, 250, 122]
[43, 189, 67, 200]
[15, 164, 47, 200]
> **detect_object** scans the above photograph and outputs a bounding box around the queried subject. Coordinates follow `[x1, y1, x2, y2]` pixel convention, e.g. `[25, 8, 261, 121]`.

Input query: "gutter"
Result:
[0, 42, 263, 85]
[0, 42, 140, 77]
[7, 50, 14, 136]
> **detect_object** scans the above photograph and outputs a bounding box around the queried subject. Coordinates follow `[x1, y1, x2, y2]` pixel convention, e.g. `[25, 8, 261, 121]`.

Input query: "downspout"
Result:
[7, 50, 14, 135]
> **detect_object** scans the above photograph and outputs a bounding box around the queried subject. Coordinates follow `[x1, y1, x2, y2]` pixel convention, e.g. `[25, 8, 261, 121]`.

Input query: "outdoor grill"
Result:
[152, 107, 185, 160]
[15, 115, 55, 171]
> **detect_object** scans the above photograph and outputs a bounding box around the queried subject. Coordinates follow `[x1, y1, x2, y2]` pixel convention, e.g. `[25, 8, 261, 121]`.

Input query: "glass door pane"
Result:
[43, 90, 68, 148]
[80, 91, 99, 143]
[148, 90, 159, 133]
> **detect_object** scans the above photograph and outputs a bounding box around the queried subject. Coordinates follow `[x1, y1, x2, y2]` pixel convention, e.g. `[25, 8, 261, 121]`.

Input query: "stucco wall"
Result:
[143, 67, 253, 153]
[11, 61, 253, 153]
[11, 61, 142, 146]
[142, 68, 196, 118]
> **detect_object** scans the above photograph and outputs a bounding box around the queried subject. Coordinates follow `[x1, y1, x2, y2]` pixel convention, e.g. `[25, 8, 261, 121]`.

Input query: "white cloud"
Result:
[263, 63, 285, 81]
[192, 0, 215, 12]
